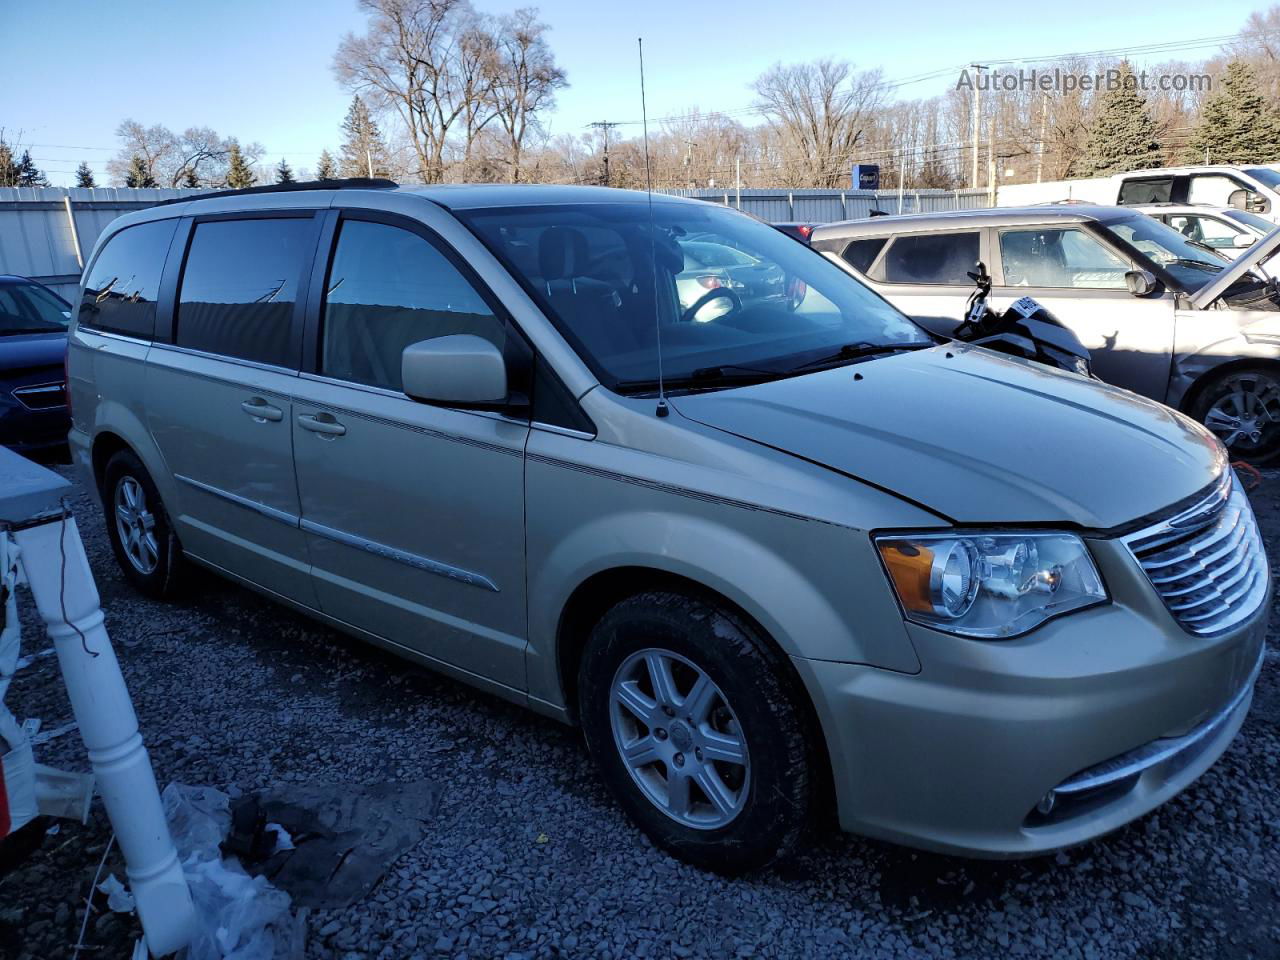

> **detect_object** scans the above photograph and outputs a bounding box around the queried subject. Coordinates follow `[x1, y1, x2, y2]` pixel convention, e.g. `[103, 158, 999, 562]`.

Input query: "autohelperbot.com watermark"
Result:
[957, 67, 1211, 95]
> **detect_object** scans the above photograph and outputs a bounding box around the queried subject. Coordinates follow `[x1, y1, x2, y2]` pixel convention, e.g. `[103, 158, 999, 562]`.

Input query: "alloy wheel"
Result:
[608, 648, 750, 830]
[1203, 371, 1280, 455]
[114, 475, 160, 575]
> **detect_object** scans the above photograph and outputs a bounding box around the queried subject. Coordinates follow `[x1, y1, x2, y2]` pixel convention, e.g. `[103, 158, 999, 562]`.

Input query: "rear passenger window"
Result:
[176, 218, 312, 366]
[80, 219, 178, 338]
[881, 232, 979, 284]
[842, 237, 888, 275]
[321, 219, 504, 392]
[1118, 178, 1174, 205]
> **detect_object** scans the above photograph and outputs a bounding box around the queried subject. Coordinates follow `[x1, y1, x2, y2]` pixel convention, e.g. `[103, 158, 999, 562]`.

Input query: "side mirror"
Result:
[1235, 233, 1257, 249]
[1229, 188, 1249, 211]
[1125, 269, 1158, 297]
[402, 334, 507, 406]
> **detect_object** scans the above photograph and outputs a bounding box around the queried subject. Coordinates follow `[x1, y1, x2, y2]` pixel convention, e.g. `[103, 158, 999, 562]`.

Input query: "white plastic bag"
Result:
[161, 784, 305, 960]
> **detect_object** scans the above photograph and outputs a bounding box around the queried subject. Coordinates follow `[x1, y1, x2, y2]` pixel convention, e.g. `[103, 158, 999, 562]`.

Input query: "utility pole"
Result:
[970, 64, 986, 190]
[588, 121, 620, 187]
[366, 148, 374, 179]
[682, 139, 697, 189]
[987, 117, 997, 206]
[735, 156, 742, 209]
[1036, 92, 1048, 183]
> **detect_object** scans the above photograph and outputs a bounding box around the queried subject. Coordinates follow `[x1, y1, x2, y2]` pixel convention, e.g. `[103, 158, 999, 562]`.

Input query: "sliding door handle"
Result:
[240, 398, 283, 422]
[297, 412, 347, 437]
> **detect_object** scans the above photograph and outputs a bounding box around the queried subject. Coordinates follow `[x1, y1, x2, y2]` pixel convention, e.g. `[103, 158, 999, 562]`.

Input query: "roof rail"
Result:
[154, 177, 398, 206]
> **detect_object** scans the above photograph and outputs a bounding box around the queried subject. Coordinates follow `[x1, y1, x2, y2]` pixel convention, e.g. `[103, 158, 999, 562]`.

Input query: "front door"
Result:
[990, 224, 1176, 401]
[145, 213, 321, 604]
[290, 213, 529, 690]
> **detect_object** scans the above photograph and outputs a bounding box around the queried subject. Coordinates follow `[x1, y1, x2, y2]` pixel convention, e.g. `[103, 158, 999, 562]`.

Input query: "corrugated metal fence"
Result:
[0, 185, 993, 302]
[657, 187, 992, 223]
[0, 187, 206, 301]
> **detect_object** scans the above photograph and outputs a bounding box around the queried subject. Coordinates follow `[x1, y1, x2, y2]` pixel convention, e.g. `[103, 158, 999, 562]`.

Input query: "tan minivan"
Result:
[68, 181, 1269, 871]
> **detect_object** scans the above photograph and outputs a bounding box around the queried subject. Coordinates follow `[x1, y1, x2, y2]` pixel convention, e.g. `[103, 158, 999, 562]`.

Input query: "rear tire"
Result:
[101, 449, 184, 599]
[578, 590, 814, 873]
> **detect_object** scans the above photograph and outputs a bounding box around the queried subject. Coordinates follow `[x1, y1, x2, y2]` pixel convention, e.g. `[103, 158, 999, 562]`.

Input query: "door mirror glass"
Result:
[402, 334, 507, 406]
[1235, 233, 1257, 249]
[1125, 269, 1158, 297]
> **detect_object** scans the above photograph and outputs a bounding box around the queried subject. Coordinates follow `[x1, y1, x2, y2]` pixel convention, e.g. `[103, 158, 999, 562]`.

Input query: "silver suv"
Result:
[68, 182, 1268, 871]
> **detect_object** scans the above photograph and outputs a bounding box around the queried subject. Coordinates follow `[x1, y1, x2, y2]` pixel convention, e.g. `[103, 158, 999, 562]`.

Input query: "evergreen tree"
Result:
[181, 167, 200, 188]
[275, 158, 296, 184]
[14, 149, 49, 187]
[75, 162, 96, 188]
[124, 154, 157, 188]
[1080, 63, 1162, 176]
[1186, 61, 1280, 165]
[339, 97, 390, 178]
[225, 142, 255, 188]
[315, 149, 337, 180]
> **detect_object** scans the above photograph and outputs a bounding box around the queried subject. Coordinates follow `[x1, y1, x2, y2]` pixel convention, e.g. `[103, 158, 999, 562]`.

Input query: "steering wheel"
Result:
[680, 287, 742, 324]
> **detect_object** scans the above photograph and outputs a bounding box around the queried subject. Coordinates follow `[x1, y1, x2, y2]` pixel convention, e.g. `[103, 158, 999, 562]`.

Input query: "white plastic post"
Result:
[13, 516, 193, 957]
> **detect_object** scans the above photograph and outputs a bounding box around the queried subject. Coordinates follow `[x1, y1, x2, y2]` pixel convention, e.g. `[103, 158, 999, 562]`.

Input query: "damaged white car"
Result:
[812, 207, 1280, 460]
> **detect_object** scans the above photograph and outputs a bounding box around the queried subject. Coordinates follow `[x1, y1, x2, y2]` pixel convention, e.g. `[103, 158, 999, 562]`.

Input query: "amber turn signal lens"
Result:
[879, 541, 935, 613]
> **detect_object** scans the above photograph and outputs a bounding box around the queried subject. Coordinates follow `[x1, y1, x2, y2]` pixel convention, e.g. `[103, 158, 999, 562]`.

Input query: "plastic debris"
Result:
[265, 823, 294, 854]
[45, 823, 59, 836]
[31, 720, 78, 745]
[162, 783, 306, 960]
[14, 646, 54, 672]
[98, 873, 137, 913]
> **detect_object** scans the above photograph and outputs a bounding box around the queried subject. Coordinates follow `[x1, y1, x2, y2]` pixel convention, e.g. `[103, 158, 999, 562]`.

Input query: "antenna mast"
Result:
[638, 37, 669, 418]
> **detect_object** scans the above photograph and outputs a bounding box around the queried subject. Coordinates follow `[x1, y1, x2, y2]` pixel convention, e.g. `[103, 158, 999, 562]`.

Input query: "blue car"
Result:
[0, 275, 71, 459]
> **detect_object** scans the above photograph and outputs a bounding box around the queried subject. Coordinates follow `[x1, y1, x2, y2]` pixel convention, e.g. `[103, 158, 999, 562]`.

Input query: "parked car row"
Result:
[54, 180, 1267, 873]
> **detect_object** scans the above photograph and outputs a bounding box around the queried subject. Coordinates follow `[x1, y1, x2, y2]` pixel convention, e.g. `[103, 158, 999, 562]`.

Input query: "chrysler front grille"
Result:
[1124, 472, 1269, 636]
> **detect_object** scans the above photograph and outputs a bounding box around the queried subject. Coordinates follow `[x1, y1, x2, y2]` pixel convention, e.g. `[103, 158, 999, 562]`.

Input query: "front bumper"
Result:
[796, 536, 1269, 858]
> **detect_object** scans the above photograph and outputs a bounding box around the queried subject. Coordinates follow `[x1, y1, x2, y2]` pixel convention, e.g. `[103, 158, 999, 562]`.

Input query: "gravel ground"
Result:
[3, 466, 1280, 960]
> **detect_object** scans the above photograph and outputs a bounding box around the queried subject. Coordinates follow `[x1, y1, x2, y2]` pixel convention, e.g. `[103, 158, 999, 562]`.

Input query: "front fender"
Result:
[1171, 305, 1280, 410]
[523, 455, 922, 711]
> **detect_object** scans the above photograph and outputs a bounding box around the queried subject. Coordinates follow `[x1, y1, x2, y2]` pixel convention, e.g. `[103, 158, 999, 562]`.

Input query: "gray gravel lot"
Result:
[4, 466, 1280, 960]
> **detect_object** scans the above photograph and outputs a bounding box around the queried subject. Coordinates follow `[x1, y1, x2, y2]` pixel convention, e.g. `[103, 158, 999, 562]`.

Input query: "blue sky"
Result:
[2, 0, 1263, 185]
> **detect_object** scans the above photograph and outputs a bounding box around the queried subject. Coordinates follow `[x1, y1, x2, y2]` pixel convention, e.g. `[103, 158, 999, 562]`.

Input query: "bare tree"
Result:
[335, 0, 499, 183]
[108, 120, 262, 187]
[752, 60, 886, 187]
[488, 8, 566, 182]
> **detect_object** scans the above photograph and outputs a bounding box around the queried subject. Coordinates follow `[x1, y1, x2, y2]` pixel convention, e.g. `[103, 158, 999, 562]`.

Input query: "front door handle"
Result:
[297, 412, 347, 437]
[240, 398, 284, 422]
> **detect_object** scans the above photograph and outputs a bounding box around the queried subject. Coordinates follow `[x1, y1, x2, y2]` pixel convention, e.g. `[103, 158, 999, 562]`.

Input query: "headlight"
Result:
[875, 532, 1106, 638]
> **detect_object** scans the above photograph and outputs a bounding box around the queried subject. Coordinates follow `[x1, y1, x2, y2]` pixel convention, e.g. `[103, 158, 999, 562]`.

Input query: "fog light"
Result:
[1036, 790, 1057, 816]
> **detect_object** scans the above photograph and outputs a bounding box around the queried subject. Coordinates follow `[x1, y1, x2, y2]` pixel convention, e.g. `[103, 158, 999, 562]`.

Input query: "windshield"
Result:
[1100, 214, 1229, 291]
[1245, 167, 1280, 190]
[0, 280, 71, 335]
[457, 201, 928, 389]
[1225, 208, 1276, 234]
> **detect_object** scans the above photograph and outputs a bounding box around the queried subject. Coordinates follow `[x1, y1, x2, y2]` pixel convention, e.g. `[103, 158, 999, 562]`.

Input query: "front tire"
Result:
[102, 449, 185, 599]
[578, 591, 814, 872]
[1191, 365, 1280, 463]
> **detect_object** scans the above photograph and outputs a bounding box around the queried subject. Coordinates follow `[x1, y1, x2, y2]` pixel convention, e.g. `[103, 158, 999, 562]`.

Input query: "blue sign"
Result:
[852, 164, 880, 190]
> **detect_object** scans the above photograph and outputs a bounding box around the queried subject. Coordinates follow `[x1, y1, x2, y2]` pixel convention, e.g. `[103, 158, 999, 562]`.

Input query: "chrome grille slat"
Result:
[1124, 473, 1269, 637]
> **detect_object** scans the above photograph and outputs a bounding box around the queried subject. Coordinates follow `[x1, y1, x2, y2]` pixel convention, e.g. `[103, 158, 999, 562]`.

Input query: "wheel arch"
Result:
[554, 564, 837, 823]
[1177, 354, 1280, 418]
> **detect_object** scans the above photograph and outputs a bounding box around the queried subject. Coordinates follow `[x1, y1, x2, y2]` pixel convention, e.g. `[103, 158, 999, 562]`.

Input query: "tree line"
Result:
[20, 0, 1280, 192]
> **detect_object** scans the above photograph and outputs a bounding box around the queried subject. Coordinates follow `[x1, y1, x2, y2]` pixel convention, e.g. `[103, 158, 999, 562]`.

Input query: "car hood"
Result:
[1189, 224, 1280, 308]
[0, 332, 67, 373]
[671, 345, 1226, 528]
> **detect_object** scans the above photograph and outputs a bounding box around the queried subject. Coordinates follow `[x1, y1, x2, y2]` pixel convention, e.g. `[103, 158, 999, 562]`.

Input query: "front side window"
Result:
[1189, 174, 1252, 207]
[1100, 214, 1229, 292]
[881, 232, 979, 284]
[0, 281, 70, 335]
[176, 218, 312, 366]
[1118, 177, 1174, 205]
[321, 219, 504, 391]
[80, 219, 178, 338]
[999, 227, 1129, 289]
[1225, 208, 1276, 233]
[457, 201, 926, 388]
[1167, 214, 1246, 250]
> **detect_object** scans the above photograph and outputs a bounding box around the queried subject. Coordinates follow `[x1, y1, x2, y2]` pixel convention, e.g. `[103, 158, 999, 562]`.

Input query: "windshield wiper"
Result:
[1162, 257, 1222, 273]
[786, 340, 932, 372]
[614, 366, 785, 394]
